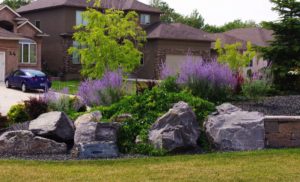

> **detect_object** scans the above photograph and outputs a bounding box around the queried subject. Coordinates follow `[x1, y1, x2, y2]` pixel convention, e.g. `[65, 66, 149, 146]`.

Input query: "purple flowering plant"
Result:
[160, 55, 237, 102]
[77, 70, 123, 106]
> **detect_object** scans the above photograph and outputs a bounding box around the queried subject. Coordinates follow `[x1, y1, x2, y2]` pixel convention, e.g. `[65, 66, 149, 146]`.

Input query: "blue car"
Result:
[5, 69, 52, 92]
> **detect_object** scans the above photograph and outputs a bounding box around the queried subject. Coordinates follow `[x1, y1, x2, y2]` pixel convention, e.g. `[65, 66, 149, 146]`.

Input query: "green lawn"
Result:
[51, 81, 80, 95]
[1, 149, 300, 181]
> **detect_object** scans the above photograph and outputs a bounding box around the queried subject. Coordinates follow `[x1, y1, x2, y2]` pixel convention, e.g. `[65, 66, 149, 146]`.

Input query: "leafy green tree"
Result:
[2, 0, 31, 9]
[262, 0, 300, 91]
[215, 39, 256, 73]
[203, 19, 259, 33]
[69, 9, 146, 79]
[150, 0, 204, 28]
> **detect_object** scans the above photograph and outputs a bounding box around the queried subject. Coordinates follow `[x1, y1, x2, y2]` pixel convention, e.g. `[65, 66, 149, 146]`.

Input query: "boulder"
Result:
[74, 111, 102, 128]
[74, 121, 120, 145]
[204, 103, 265, 151]
[149, 101, 200, 152]
[0, 121, 30, 136]
[29, 112, 75, 144]
[73, 142, 119, 159]
[0, 130, 67, 155]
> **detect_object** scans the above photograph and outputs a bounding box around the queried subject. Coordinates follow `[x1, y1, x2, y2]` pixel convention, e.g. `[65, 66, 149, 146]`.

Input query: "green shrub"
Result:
[7, 104, 29, 124]
[242, 80, 273, 100]
[97, 86, 215, 155]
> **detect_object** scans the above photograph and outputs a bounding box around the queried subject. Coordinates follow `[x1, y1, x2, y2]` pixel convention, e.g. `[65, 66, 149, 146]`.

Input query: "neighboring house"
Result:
[17, 0, 213, 80]
[0, 5, 46, 82]
[208, 27, 274, 77]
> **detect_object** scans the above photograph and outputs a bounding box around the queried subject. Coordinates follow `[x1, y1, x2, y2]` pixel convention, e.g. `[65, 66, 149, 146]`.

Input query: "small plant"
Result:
[242, 80, 272, 100]
[43, 88, 85, 114]
[7, 104, 29, 124]
[24, 97, 48, 120]
[78, 70, 123, 107]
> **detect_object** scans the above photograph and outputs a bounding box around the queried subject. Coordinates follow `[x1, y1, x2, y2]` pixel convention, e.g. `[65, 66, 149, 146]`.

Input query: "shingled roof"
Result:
[0, 27, 24, 40]
[208, 27, 274, 49]
[17, 0, 161, 13]
[224, 28, 274, 47]
[146, 23, 213, 42]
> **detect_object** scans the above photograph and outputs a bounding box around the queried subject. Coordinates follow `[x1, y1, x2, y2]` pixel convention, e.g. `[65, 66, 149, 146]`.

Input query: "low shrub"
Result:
[24, 97, 48, 120]
[42, 88, 85, 115]
[7, 104, 29, 124]
[78, 70, 123, 107]
[97, 86, 215, 155]
[242, 80, 273, 100]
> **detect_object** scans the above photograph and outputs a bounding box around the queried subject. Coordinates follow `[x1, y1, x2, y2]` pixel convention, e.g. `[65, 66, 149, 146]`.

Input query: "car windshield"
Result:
[24, 70, 46, 77]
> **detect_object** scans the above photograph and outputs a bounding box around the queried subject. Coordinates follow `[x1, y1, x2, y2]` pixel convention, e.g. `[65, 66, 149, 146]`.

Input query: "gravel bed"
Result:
[234, 95, 300, 116]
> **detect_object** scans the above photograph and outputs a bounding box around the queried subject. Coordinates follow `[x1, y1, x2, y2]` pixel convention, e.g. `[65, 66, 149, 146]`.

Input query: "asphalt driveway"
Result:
[0, 82, 41, 115]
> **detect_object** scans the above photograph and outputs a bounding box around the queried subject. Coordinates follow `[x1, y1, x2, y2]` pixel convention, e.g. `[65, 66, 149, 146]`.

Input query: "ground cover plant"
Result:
[1, 149, 300, 181]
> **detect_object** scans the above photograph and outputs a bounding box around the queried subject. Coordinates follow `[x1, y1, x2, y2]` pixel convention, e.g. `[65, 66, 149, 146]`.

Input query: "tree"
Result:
[203, 19, 259, 33]
[150, 0, 204, 28]
[69, 9, 147, 79]
[215, 39, 256, 73]
[262, 0, 300, 91]
[2, 0, 31, 9]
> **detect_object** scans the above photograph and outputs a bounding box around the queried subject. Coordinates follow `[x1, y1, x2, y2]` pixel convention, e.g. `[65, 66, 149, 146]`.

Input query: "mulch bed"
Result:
[234, 95, 300, 116]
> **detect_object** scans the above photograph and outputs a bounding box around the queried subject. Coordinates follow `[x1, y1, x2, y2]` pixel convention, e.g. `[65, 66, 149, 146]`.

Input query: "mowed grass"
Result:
[1, 149, 300, 182]
[51, 81, 80, 95]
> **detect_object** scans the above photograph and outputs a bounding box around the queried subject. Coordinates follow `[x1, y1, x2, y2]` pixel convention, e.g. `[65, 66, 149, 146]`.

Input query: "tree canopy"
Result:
[69, 9, 146, 79]
[2, 0, 31, 9]
[150, 0, 259, 32]
[262, 0, 300, 91]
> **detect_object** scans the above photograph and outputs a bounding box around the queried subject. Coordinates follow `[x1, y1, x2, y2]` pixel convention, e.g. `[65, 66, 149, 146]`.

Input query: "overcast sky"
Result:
[139, 0, 279, 26]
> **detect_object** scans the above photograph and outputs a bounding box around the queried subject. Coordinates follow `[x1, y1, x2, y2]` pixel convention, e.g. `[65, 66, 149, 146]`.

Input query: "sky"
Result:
[139, 0, 279, 26]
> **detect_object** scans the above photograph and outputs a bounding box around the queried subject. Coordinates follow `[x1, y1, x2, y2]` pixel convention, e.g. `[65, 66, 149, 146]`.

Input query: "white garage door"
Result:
[165, 54, 202, 72]
[0, 52, 5, 82]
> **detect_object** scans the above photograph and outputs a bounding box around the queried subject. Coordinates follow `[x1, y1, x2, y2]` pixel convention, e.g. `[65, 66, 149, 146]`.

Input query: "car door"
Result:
[15, 70, 26, 87]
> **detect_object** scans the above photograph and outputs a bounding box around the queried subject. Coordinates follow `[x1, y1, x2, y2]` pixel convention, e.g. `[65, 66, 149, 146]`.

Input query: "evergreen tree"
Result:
[262, 0, 300, 91]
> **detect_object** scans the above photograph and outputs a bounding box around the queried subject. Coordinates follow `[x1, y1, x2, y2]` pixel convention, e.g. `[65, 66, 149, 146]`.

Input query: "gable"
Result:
[0, 6, 19, 23]
[17, 22, 41, 37]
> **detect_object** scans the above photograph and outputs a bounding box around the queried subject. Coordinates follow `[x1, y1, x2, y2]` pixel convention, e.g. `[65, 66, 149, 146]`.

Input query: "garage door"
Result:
[165, 55, 202, 72]
[0, 52, 5, 82]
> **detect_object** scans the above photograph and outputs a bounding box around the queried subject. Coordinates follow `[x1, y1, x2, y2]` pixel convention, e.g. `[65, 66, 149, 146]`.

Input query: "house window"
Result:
[140, 54, 144, 65]
[72, 41, 81, 64]
[76, 11, 88, 26]
[19, 39, 37, 64]
[35, 20, 41, 29]
[140, 14, 150, 25]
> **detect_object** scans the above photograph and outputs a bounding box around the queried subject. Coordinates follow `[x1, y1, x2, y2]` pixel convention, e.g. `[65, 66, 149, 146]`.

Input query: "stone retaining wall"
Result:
[265, 116, 300, 148]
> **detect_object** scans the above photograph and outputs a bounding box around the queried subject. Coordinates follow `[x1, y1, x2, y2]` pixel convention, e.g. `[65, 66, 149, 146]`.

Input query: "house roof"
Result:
[208, 27, 274, 49]
[17, 0, 161, 13]
[146, 23, 213, 42]
[224, 27, 274, 47]
[0, 27, 24, 40]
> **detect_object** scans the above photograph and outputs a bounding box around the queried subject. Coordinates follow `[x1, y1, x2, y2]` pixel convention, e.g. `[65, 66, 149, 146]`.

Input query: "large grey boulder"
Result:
[0, 130, 67, 155]
[149, 101, 200, 152]
[73, 142, 119, 159]
[73, 112, 120, 158]
[29, 112, 75, 143]
[204, 103, 265, 151]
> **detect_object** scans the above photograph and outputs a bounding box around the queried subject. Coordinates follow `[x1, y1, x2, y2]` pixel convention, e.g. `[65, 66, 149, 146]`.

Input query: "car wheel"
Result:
[21, 83, 27, 92]
[5, 80, 11, 88]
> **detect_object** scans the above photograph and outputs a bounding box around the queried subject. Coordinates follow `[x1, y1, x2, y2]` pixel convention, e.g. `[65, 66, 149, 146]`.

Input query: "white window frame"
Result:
[19, 39, 37, 64]
[140, 14, 151, 25]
